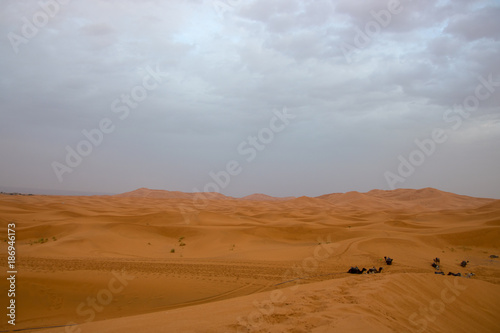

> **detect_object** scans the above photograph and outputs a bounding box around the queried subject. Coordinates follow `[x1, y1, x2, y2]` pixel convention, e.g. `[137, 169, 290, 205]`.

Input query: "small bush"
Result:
[30, 238, 49, 245]
[170, 249, 175, 253]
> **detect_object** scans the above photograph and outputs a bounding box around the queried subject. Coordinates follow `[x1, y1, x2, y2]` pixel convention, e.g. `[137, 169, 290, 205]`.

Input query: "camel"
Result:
[431, 262, 440, 270]
[384, 256, 393, 265]
[465, 273, 475, 278]
[367, 267, 383, 274]
[435, 271, 445, 275]
[347, 267, 367, 274]
[460, 260, 469, 267]
[447, 272, 462, 277]
[433, 257, 440, 264]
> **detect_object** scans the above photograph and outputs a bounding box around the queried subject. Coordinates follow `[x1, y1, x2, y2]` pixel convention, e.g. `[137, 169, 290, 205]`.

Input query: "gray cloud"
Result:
[0, 0, 499, 199]
[444, 5, 500, 41]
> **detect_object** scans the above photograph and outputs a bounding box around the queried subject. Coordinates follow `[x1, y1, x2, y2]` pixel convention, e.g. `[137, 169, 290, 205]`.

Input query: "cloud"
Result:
[0, 0, 499, 198]
[444, 5, 500, 41]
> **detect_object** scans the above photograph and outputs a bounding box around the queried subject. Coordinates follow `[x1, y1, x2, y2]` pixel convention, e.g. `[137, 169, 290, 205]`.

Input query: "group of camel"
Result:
[347, 256, 393, 274]
[432, 258, 475, 277]
[347, 256, 474, 278]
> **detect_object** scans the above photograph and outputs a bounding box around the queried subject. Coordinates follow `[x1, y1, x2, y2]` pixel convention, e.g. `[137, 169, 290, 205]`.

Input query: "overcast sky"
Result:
[1, 0, 499, 198]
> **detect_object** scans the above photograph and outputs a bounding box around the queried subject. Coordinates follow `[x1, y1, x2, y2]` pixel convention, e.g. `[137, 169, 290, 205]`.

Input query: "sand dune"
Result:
[115, 187, 231, 200]
[38, 273, 500, 333]
[241, 193, 297, 201]
[0, 188, 499, 332]
[317, 187, 495, 211]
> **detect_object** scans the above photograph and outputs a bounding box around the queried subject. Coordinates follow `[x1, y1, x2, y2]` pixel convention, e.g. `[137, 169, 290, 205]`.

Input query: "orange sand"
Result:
[0, 188, 499, 332]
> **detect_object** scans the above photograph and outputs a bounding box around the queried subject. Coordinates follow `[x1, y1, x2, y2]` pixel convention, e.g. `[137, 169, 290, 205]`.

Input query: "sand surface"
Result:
[0, 188, 499, 332]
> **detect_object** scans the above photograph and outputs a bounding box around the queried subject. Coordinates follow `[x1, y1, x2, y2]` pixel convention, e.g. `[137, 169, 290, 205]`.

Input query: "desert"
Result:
[3, 1, 500, 332]
[0, 187, 499, 333]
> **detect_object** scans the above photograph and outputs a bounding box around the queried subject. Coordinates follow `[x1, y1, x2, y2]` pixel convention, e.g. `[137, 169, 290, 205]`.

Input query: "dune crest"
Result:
[116, 187, 496, 211]
[115, 187, 231, 200]
[240, 193, 296, 201]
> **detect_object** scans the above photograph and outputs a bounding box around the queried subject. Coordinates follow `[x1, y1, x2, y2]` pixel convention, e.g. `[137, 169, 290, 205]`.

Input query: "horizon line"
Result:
[1, 186, 498, 200]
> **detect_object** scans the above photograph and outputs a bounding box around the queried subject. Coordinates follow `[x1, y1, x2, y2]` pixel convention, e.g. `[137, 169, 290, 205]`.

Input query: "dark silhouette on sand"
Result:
[347, 267, 366, 274]
[367, 267, 383, 274]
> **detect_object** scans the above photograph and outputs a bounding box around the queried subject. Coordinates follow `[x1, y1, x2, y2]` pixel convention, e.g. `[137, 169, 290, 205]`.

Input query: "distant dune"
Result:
[240, 193, 296, 201]
[115, 187, 232, 200]
[317, 187, 495, 211]
[117, 187, 495, 211]
[1, 187, 499, 332]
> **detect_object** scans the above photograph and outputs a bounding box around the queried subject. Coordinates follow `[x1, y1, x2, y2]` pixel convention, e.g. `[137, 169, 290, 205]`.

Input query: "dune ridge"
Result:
[117, 187, 496, 211]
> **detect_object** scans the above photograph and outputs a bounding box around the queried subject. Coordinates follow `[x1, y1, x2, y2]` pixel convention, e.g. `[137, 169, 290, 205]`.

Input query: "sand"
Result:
[0, 187, 499, 332]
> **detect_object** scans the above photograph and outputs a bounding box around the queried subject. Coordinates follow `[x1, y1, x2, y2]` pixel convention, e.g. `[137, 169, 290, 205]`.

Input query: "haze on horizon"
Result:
[1, 0, 499, 199]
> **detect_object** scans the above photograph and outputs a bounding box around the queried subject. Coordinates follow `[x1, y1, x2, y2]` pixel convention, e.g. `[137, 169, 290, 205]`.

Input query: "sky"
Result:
[1, 0, 499, 198]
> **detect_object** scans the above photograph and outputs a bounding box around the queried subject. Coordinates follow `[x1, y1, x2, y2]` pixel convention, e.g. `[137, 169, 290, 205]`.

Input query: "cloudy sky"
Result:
[1, 0, 499, 198]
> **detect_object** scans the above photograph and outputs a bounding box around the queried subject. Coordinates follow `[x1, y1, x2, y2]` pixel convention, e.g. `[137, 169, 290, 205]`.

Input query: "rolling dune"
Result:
[0, 188, 499, 332]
